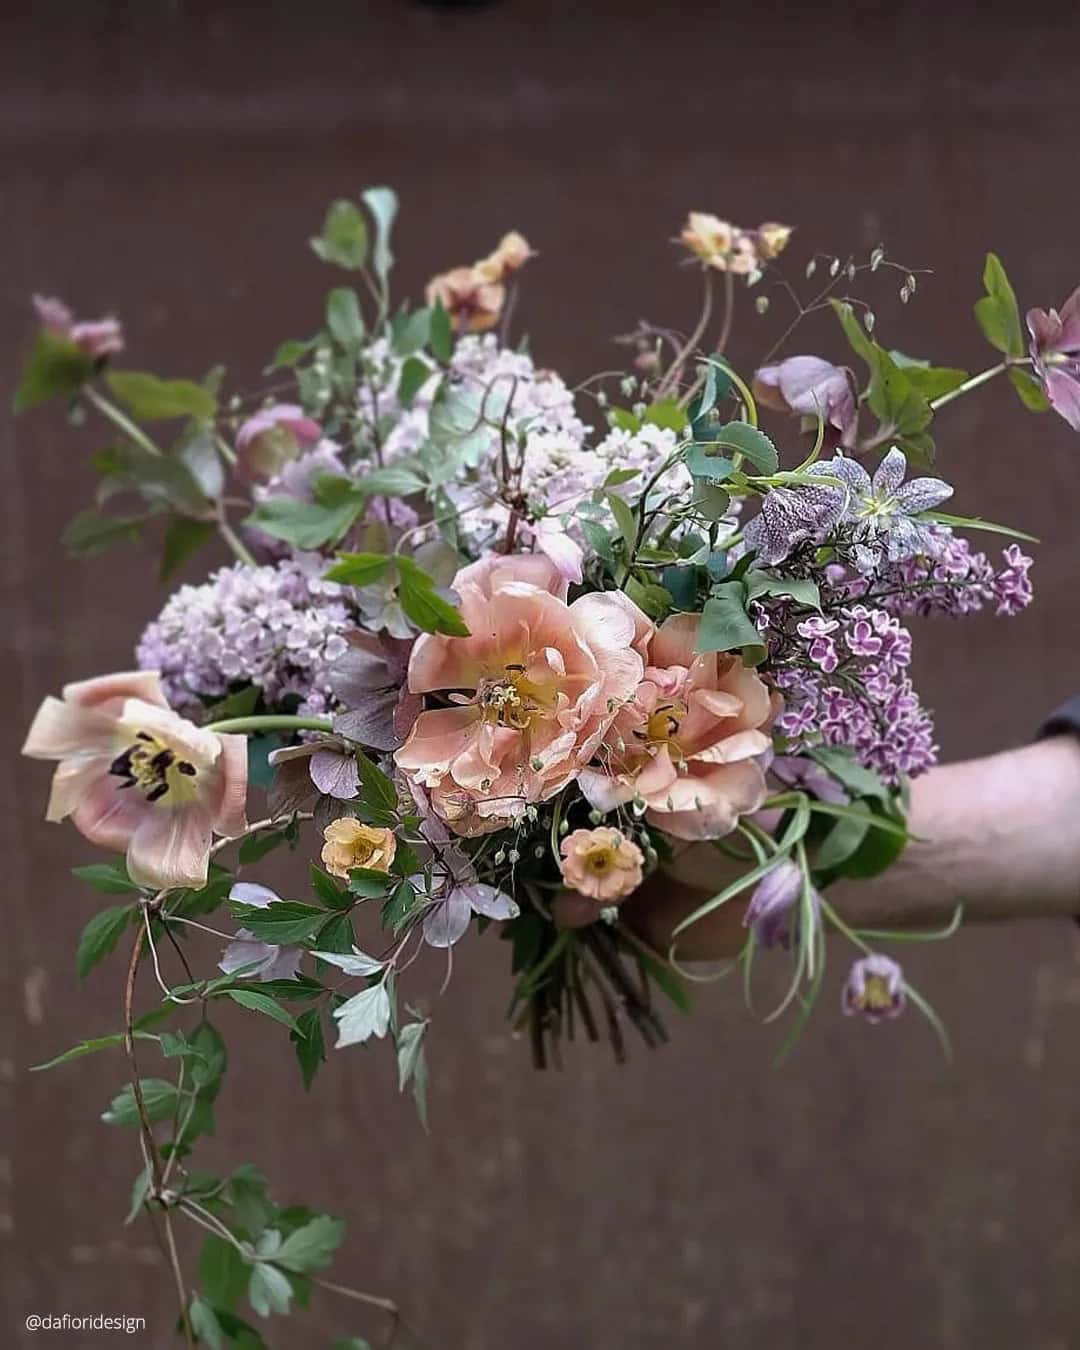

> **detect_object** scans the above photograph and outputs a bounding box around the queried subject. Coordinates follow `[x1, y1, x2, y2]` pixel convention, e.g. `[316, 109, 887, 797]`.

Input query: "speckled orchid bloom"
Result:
[22, 671, 247, 889]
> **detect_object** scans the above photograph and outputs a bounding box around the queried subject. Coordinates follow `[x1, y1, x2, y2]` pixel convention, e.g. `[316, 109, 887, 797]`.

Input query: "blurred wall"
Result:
[4, 3, 1080, 1347]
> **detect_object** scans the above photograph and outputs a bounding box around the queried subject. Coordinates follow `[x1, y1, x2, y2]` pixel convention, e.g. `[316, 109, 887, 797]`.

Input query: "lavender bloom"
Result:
[1027, 286, 1080, 430]
[842, 954, 906, 1022]
[742, 479, 849, 566]
[220, 883, 303, 982]
[418, 845, 519, 947]
[754, 355, 857, 448]
[819, 449, 953, 572]
[743, 859, 818, 948]
[136, 556, 354, 718]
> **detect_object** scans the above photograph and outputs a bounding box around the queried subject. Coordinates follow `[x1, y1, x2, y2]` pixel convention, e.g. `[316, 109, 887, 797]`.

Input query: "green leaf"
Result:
[806, 745, 889, 801]
[160, 517, 215, 581]
[238, 828, 292, 865]
[642, 398, 689, 433]
[355, 749, 400, 815]
[684, 446, 736, 483]
[310, 199, 368, 270]
[222, 988, 301, 1033]
[697, 583, 766, 664]
[745, 571, 821, 611]
[396, 555, 470, 636]
[72, 858, 143, 894]
[917, 510, 1038, 543]
[832, 301, 933, 441]
[608, 406, 641, 433]
[323, 551, 391, 587]
[580, 519, 616, 564]
[228, 900, 326, 945]
[32, 1030, 156, 1072]
[102, 1078, 179, 1127]
[326, 288, 365, 346]
[273, 1214, 345, 1274]
[704, 420, 779, 475]
[1008, 366, 1050, 412]
[397, 355, 434, 409]
[203, 685, 261, 723]
[813, 802, 872, 871]
[248, 1262, 293, 1318]
[974, 252, 1025, 359]
[381, 880, 420, 933]
[244, 494, 364, 549]
[887, 355, 969, 402]
[624, 576, 673, 621]
[429, 297, 452, 363]
[189, 1295, 225, 1350]
[77, 904, 136, 980]
[291, 1007, 326, 1090]
[267, 335, 320, 370]
[391, 307, 432, 356]
[396, 1020, 429, 1128]
[358, 463, 426, 496]
[362, 186, 398, 283]
[335, 1340, 373, 1350]
[13, 331, 94, 411]
[309, 864, 348, 908]
[62, 509, 147, 558]
[636, 951, 693, 1014]
[333, 983, 392, 1047]
[605, 491, 638, 545]
[199, 1235, 250, 1313]
[105, 370, 217, 422]
[313, 912, 355, 955]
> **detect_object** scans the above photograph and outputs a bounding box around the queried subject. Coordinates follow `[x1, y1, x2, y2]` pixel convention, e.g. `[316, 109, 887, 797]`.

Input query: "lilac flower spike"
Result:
[1027, 286, 1080, 430]
[842, 954, 906, 1023]
[817, 449, 952, 571]
[220, 882, 304, 981]
[743, 859, 818, 948]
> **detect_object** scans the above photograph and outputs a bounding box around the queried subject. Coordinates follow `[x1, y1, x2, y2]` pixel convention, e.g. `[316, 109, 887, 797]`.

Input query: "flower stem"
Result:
[929, 361, 1012, 411]
[216, 512, 257, 567]
[84, 385, 164, 459]
[203, 714, 333, 735]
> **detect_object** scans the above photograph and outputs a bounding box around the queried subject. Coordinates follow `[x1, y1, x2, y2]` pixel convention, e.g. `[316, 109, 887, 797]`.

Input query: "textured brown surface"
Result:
[4, 3, 1080, 1347]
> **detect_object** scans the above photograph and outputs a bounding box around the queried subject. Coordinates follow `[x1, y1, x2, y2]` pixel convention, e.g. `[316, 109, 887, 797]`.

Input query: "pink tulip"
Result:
[22, 672, 247, 889]
[394, 553, 651, 835]
[578, 612, 778, 840]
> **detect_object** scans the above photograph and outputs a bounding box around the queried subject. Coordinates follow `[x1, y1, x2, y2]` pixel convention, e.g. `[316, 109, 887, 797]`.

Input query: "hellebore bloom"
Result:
[559, 827, 645, 902]
[327, 630, 421, 752]
[425, 266, 505, 333]
[394, 553, 651, 835]
[418, 842, 519, 948]
[579, 612, 779, 841]
[753, 355, 857, 448]
[842, 954, 906, 1022]
[1027, 286, 1080, 431]
[820, 448, 953, 570]
[320, 818, 397, 880]
[220, 882, 304, 981]
[235, 403, 322, 482]
[743, 858, 818, 948]
[22, 672, 247, 889]
[33, 293, 124, 360]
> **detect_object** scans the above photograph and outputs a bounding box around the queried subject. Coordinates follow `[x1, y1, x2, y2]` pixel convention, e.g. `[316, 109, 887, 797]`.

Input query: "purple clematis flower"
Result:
[743, 858, 819, 949]
[220, 882, 304, 981]
[753, 355, 858, 448]
[1027, 287, 1080, 431]
[418, 843, 519, 947]
[842, 953, 906, 1022]
[817, 448, 952, 571]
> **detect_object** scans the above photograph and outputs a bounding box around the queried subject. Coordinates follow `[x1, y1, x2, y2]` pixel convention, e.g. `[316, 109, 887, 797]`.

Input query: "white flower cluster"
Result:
[136, 556, 354, 717]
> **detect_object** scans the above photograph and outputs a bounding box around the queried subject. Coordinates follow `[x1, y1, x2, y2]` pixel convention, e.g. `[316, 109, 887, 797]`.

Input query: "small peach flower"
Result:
[425, 265, 505, 333]
[680, 212, 735, 269]
[22, 672, 247, 889]
[394, 553, 652, 835]
[579, 613, 779, 841]
[475, 230, 535, 283]
[321, 818, 397, 879]
[756, 222, 793, 261]
[559, 828, 644, 902]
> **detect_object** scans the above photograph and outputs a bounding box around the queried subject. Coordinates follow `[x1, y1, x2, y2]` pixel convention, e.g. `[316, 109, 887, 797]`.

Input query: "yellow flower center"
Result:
[479, 663, 551, 732]
[857, 974, 894, 1012]
[109, 730, 199, 806]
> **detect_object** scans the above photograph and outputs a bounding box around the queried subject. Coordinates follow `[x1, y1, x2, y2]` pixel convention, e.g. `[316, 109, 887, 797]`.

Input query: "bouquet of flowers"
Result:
[18, 187, 1068, 1346]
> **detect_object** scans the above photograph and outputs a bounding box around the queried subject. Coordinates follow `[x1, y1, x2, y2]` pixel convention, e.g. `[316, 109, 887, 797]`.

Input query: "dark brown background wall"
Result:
[4, 3, 1080, 1347]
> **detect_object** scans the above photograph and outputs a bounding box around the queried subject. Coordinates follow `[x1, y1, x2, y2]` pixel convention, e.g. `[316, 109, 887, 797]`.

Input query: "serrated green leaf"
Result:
[397, 355, 434, 408]
[290, 1007, 326, 1090]
[429, 297, 452, 363]
[381, 880, 420, 933]
[745, 571, 821, 611]
[248, 1262, 293, 1318]
[222, 988, 301, 1033]
[323, 552, 391, 587]
[273, 1214, 345, 1274]
[228, 900, 326, 945]
[642, 398, 688, 432]
[705, 420, 779, 474]
[697, 583, 766, 664]
[974, 252, 1025, 358]
[238, 828, 291, 865]
[62, 509, 148, 558]
[396, 554, 470, 636]
[605, 491, 638, 545]
[72, 858, 143, 894]
[102, 1078, 179, 1127]
[199, 1236, 249, 1314]
[105, 370, 217, 421]
[244, 494, 364, 549]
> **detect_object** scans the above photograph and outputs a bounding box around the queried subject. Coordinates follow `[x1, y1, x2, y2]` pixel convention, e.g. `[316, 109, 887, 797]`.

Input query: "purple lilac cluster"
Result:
[841, 530, 1034, 619]
[763, 600, 937, 784]
[136, 556, 354, 717]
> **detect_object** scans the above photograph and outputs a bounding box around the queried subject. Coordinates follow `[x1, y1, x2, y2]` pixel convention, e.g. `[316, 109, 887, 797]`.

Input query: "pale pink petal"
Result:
[456, 883, 519, 920]
[647, 761, 767, 840]
[423, 894, 473, 947]
[534, 524, 584, 583]
[650, 612, 702, 668]
[690, 728, 772, 764]
[578, 768, 636, 812]
[309, 749, 359, 800]
[454, 551, 568, 603]
[395, 707, 479, 774]
[127, 806, 215, 890]
[406, 631, 486, 695]
[120, 701, 222, 767]
[22, 696, 119, 760]
[211, 733, 249, 837]
[1044, 369, 1080, 431]
[63, 670, 169, 711]
[69, 772, 149, 849]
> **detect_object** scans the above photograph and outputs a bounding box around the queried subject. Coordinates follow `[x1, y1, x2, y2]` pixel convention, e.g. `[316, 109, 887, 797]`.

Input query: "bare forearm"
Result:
[833, 737, 1080, 928]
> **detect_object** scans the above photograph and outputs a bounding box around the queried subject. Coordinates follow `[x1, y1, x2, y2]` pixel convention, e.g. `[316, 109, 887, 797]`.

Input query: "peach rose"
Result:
[394, 554, 651, 835]
[579, 613, 779, 840]
[321, 818, 397, 879]
[559, 827, 644, 902]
